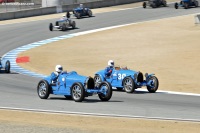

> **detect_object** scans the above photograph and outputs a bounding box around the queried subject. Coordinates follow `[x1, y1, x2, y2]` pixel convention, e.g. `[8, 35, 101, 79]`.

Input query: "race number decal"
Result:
[118, 73, 126, 80]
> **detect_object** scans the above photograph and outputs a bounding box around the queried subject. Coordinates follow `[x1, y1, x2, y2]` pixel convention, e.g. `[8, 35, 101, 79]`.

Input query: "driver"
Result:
[79, 3, 83, 8]
[104, 60, 114, 77]
[51, 65, 63, 83]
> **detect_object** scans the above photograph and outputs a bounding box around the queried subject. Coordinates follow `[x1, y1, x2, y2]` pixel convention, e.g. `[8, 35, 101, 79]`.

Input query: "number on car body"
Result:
[118, 73, 126, 80]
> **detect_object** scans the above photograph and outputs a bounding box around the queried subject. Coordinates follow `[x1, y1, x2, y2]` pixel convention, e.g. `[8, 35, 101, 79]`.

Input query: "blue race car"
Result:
[94, 66, 159, 93]
[174, 0, 198, 9]
[72, 6, 92, 19]
[0, 57, 10, 73]
[37, 71, 112, 102]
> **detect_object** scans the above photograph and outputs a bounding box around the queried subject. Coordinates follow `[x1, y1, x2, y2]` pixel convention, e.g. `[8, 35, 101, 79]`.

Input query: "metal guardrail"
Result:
[0, 0, 105, 13]
[0, 0, 144, 20]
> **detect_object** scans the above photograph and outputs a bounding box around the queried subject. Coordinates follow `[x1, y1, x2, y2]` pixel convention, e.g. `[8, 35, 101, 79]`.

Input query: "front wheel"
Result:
[75, 13, 81, 19]
[88, 10, 92, 17]
[195, 1, 198, 7]
[71, 82, 85, 102]
[94, 75, 102, 88]
[37, 80, 50, 99]
[163, 0, 167, 7]
[49, 23, 53, 31]
[174, 3, 178, 9]
[98, 81, 112, 101]
[62, 24, 66, 31]
[147, 76, 159, 93]
[123, 77, 135, 93]
[143, 2, 147, 8]
[5, 60, 10, 73]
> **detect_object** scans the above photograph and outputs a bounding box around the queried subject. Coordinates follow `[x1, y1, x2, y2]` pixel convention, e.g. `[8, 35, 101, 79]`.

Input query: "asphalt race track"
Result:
[0, 4, 200, 121]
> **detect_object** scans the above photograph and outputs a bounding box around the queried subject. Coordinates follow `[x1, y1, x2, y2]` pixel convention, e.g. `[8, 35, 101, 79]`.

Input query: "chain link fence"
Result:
[0, 0, 103, 12]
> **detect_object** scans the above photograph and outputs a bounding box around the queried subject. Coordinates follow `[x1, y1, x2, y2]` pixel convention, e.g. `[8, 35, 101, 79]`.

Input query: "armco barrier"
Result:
[0, 0, 144, 20]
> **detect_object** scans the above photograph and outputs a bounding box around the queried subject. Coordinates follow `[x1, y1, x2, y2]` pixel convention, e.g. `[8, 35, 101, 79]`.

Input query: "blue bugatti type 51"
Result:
[37, 71, 112, 102]
[94, 66, 159, 93]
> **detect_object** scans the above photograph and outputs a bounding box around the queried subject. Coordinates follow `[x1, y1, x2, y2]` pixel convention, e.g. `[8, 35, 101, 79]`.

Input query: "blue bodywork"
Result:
[38, 71, 112, 102]
[95, 66, 159, 93]
[73, 7, 92, 18]
[175, 0, 199, 9]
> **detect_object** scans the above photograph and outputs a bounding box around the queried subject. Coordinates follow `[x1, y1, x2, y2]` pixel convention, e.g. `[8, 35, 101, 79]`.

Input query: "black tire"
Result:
[71, 82, 85, 102]
[195, 1, 198, 7]
[163, 0, 167, 7]
[184, 2, 189, 9]
[49, 23, 53, 31]
[94, 75, 102, 88]
[76, 13, 81, 19]
[143, 2, 147, 8]
[64, 95, 72, 100]
[147, 76, 159, 93]
[98, 81, 112, 101]
[37, 80, 50, 99]
[123, 77, 135, 93]
[88, 10, 92, 17]
[174, 3, 178, 9]
[72, 21, 76, 29]
[62, 24, 66, 31]
[5, 60, 10, 73]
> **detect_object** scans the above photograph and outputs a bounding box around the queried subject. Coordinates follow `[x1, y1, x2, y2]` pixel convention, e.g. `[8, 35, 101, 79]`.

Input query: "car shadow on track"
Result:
[49, 97, 123, 103]
[0, 70, 18, 74]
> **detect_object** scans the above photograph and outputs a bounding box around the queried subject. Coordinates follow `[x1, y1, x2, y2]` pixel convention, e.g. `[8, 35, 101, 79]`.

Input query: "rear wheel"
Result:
[5, 60, 10, 73]
[49, 23, 53, 31]
[98, 81, 112, 101]
[123, 77, 135, 93]
[147, 76, 159, 93]
[184, 2, 189, 9]
[143, 2, 147, 8]
[194, 1, 198, 7]
[37, 80, 50, 99]
[71, 82, 85, 102]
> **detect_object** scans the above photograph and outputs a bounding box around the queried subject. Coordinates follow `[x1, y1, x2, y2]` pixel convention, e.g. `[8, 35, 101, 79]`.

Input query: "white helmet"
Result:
[80, 4, 83, 8]
[55, 65, 63, 73]
[108, 60, 114, 67]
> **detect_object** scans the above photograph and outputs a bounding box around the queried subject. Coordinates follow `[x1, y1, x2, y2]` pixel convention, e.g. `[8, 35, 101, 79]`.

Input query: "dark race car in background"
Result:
[174, 0, 199, 9]
[73, 6, 93, 19]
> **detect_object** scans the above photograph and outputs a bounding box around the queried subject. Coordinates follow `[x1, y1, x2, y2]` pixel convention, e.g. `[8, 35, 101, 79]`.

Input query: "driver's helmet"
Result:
[55, 65, 63, 73]
[80, 4, 83, 8]
[108, 60, 114, 68]
[62, 15, 66, 18]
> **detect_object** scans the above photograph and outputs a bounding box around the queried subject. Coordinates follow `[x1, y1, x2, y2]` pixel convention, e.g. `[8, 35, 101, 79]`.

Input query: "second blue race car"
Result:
[94, 66, 159, 93]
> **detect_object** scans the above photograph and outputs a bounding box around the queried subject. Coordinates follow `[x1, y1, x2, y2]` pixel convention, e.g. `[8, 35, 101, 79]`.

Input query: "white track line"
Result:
[0, 107, 200, 122]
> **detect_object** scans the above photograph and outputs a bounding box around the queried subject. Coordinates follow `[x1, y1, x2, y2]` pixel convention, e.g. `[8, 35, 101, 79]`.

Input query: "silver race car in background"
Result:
[49, 12, 76, 31]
